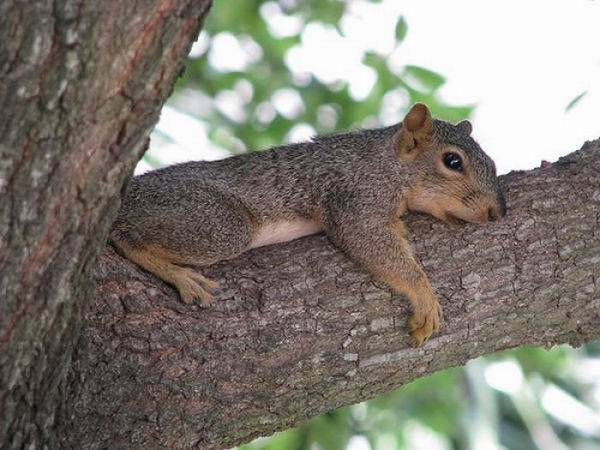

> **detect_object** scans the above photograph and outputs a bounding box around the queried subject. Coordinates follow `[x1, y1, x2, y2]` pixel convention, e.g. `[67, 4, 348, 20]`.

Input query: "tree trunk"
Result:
[0, 2, 599, 450]
[62, 141, 599, 449]
[0, 1, 212, 447]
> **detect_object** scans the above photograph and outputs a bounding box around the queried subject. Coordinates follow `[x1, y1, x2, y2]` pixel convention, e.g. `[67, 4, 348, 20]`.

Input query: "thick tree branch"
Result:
[63, 140, 600, 449]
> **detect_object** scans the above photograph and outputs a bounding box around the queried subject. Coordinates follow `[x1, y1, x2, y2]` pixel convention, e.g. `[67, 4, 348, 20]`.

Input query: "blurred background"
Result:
[143, 0, 600, 449]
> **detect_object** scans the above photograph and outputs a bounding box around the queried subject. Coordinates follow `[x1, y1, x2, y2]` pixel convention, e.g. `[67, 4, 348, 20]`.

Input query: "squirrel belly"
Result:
[249, 219, 323, 249]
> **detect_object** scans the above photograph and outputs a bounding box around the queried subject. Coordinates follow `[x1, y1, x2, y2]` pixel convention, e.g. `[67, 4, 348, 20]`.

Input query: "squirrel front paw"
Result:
[408, 299, 442, 347]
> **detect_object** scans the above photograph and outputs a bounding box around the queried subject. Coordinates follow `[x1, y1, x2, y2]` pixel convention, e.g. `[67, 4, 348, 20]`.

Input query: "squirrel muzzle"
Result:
[408, 185, 506, 226]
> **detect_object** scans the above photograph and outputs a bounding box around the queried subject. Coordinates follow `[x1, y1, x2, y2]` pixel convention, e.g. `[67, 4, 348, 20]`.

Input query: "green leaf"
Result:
[395, 16, 408, 42]
[307, 412, 352, 450]
[403, 65, 446, 93]
[565, 91, 587, 112]
[313, 2, 346, 26]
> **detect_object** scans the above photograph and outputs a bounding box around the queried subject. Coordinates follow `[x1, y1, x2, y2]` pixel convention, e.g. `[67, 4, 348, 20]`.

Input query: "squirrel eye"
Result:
[442, 152, 463, 172]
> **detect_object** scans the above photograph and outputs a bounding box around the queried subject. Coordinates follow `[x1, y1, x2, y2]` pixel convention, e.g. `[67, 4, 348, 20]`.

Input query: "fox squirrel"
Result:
[110, 103, 506, 346]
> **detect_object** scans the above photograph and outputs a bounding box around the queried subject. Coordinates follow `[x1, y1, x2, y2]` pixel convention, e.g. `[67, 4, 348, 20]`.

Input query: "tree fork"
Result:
[63, 141, 600, 449]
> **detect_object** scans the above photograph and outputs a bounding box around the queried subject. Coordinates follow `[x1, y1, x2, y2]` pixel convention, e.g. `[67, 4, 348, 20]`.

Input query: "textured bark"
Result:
[61, 141, 600, 449]
[0, 0, 212, 447]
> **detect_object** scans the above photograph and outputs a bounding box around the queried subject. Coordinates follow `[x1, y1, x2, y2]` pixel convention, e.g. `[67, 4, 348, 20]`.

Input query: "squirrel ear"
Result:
[403, 103, 433, 134]
[397, 103, 433, 160]
[456, 120, 473, 135]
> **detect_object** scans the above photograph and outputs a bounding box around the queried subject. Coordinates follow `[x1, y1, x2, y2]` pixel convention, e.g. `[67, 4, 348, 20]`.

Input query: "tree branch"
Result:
[62, 140, 600, 449]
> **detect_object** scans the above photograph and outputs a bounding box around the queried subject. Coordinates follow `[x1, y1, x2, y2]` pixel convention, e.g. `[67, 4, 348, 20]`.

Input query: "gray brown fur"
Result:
[110, 104, 505, 346]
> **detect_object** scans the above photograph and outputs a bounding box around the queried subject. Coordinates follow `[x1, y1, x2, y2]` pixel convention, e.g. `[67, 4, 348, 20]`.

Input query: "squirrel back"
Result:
[113, 118, 503, 243]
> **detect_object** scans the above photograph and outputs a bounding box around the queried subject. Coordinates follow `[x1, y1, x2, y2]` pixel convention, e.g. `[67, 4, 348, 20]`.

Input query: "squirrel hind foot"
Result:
[112, 240, 219, 306]
[174, 267, 218, 306]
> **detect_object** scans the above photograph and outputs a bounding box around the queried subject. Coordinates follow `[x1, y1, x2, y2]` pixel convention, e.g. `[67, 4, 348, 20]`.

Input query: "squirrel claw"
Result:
[408, 302, 442, 347]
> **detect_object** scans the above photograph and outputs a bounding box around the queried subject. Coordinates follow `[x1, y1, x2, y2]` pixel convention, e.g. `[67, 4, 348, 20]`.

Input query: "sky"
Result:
[395, 0, 600, 174]
[145, 0, 600, 176]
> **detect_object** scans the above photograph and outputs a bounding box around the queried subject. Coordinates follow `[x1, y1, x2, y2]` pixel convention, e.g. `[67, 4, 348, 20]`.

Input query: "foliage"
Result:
[566, 91, 588, 112]
[151, 0, 473, 164]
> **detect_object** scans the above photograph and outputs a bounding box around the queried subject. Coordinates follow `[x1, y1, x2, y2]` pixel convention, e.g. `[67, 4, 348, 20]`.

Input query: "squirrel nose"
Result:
[488, 207, 500, 222]
[497, 191, 507, 217]
[488, 193, 507, 222]
[488, 189, 506, 222]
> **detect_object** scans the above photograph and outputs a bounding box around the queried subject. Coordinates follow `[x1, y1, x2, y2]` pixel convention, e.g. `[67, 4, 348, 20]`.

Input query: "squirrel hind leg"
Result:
[114, 240, 218, 306]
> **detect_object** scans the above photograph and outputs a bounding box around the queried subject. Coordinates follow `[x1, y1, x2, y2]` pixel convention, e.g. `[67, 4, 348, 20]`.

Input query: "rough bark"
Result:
[61, 141, 600, 449]
[0, 1, 212, 447]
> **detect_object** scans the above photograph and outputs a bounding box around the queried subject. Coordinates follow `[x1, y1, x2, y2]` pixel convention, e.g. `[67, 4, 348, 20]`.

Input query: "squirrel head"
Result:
[396, 103, 506, 224]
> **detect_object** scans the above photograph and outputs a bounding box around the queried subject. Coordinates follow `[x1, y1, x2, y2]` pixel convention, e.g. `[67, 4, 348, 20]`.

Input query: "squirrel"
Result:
[110, 103, 506, 346]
